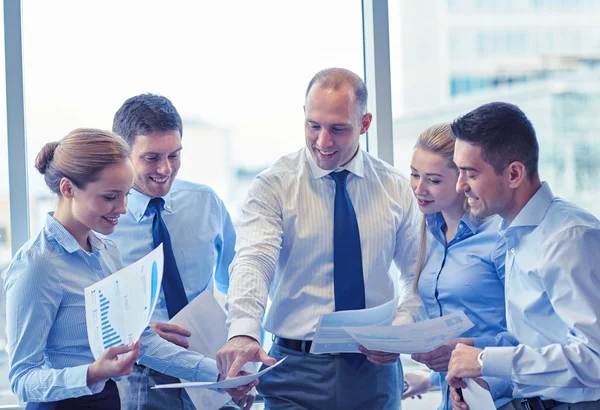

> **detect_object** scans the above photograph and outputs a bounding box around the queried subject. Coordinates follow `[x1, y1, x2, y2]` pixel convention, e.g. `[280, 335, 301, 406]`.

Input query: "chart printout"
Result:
[85, 244, 164, 359]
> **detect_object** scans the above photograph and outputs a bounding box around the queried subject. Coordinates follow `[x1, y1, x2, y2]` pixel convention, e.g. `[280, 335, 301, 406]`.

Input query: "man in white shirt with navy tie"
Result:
[217, 68, 422, 409]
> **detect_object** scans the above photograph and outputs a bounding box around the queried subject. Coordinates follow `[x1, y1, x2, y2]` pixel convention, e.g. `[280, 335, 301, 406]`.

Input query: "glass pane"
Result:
[389, 1, 600, 408]
[20, 1, 363, 406]
[23, 0, 364, 234]
[391, 0, 600, 214]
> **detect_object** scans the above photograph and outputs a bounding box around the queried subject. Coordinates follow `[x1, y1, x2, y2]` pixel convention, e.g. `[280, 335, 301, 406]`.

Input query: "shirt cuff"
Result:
[391, 311, 414, 326]
[195, 357, 220, 382]
[428, 371, 441, 387]
[77, 364, 106, 396]
[482, 346, 515, 380]
[227, 318, 262, 343]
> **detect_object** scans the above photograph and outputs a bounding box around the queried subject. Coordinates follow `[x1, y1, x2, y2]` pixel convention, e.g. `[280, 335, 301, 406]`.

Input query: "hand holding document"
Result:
[462, 378, 496, 410]
[163, 288, 260, 409]
[152, 357, 287, 390]
[85, 245, 164, 359]
[310, 298, 399, 354]
[342, 311, 474, 354]
[167, 289, 231, 409]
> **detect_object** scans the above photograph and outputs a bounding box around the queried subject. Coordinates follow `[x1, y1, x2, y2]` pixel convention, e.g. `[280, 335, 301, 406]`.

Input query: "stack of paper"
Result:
[343, 311, 474, 354]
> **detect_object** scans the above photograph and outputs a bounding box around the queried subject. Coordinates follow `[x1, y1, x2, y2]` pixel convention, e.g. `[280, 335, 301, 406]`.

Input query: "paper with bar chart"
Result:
[85, 244, 164, 359]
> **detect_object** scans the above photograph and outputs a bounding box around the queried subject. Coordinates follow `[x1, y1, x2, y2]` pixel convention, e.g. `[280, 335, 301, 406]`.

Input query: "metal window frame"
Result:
[4, 0, 29, 256]
[363, 0, 394, 166]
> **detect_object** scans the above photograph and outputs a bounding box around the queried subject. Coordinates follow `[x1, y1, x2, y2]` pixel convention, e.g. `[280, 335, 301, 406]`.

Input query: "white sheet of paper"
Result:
[85, 245, 164, 359]
[342, 311, 474, 354]
[167, 289, 231, 409]
[152, 357, 287, 390]
[463, 378, 496, 410]
[309, 298, 399, 354]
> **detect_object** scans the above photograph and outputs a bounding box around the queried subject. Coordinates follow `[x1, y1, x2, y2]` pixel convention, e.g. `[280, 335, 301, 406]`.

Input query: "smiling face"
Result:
[410, 148, 464, 215]
[130, 130, 182, 198]
[453, 139, 511, 219]
[304, 84, 371, 170]
[67, 159, 134, 237]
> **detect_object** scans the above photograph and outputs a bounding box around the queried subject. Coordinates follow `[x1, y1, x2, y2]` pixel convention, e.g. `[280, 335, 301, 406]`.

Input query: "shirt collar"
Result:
[425, 211, 482, 235]
[500, 181, 553, 232]
[305, 146, 365, 180]
[425, 212, 446, 232]
[45, 213, 107, 253]
[127, 187, 174, 222]
[460, 212, 483, 233]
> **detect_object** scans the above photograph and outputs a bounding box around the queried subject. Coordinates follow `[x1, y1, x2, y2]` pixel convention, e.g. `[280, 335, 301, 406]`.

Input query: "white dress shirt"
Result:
[226, 147, 422, 342]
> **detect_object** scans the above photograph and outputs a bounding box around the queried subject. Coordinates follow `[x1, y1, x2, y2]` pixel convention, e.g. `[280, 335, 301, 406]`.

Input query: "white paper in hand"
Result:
[152, 357, 287, 390]
[343, 311, 474, 354]
[462, 378, 496, 410]
[310, 297, 399, 354]
[84, 245, 163, 359]
[167, 289, 232, 409]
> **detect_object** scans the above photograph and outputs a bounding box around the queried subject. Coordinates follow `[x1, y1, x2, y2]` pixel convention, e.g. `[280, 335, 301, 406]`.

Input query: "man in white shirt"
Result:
[216, 68, 422, 409]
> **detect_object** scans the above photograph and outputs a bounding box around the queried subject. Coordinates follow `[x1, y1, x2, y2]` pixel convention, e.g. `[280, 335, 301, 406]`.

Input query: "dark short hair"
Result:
[112, 93, 183, 145]
[451, 102, 539, 178]
[305, 68, 368, 117]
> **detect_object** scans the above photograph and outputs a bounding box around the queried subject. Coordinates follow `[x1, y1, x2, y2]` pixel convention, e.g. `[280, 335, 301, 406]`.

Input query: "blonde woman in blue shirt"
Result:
[402, 123, 511, 409]
[5, 129, 254, 410]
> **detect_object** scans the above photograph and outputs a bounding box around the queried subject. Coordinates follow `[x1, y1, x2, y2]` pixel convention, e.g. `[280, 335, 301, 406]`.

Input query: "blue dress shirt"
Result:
[482, 182, 600, 402]
[4, 214, 219, 403]
[418, 212, 511, 409]
[109, 179, 236, 323]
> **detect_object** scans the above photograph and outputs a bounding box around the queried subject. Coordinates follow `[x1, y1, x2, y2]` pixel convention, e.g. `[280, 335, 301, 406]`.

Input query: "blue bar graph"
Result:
[99, 290, 123, 349]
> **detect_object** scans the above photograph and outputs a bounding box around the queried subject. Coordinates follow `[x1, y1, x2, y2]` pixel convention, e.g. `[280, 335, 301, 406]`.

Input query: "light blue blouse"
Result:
[417, 212, 511, 409]
[4, 214, 218, 403]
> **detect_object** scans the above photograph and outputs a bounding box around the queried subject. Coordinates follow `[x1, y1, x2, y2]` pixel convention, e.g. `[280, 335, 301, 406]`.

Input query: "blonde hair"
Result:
[412, 123, 467, 291]
[35, 128, 130, 195]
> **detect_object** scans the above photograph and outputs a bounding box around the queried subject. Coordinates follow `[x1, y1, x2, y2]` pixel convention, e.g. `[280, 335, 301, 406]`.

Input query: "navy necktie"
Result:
[148, 198, 188, 318]
[331, 170, 366, 369]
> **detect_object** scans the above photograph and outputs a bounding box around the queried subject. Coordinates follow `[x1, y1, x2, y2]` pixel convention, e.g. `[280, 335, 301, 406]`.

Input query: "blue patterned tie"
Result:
[148, 198, 188, 318]
[331, 170, 366, 369]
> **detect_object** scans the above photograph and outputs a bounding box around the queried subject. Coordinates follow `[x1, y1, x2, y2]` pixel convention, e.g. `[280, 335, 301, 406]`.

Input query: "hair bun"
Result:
[34, 141, 59, 175]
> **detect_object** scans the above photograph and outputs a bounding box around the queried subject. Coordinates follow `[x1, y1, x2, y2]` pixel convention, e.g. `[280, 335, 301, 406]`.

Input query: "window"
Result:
[390, 2, 600, 407]
[5, 0, 365, 405]
[22, 0, 364, 231]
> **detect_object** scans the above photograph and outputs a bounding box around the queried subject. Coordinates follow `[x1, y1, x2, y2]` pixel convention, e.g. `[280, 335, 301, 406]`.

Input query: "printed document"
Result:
[153, 357, 287, 390]
[85, 244, 164, 359]
[463, 378, 496, 410]
[343, 311, 474, 354]
[167, 289, 231, 409]
[309, 298, 399, 354]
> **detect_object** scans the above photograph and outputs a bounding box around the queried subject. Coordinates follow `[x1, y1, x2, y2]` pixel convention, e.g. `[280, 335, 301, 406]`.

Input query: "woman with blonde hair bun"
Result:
[4, 128, 256, 410]
[5, 128, 138, 409]
[401, 123, 511, 409]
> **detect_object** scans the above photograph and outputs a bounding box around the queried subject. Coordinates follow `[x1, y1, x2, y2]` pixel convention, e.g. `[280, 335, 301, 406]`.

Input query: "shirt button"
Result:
[165, 205, 171, 211]
[136, 212, 141, 217]
[511, 248, 516, 254]
[458, 223, 463, 229]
